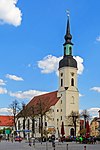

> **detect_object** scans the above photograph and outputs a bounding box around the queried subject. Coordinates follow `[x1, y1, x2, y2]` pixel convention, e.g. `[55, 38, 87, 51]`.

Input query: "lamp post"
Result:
[13, 101, 17, 134]
[45, 121, 48, 150]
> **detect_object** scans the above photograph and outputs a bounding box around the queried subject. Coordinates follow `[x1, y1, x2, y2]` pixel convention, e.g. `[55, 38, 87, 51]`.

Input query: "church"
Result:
[16, 15, 80, 139]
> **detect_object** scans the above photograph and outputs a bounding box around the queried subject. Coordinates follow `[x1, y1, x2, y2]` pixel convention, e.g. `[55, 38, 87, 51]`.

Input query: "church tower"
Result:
[57, 15, 79, 136]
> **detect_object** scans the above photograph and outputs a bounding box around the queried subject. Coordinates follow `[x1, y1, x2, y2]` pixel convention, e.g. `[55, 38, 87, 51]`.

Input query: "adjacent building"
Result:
[90, 117, 99, 137]
[0, 116, 14, 130]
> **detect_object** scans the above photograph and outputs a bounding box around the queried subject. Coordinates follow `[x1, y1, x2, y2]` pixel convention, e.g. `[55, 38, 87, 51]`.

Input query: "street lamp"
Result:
[13, 100, 17, 134]
[45, 121, 48, 150]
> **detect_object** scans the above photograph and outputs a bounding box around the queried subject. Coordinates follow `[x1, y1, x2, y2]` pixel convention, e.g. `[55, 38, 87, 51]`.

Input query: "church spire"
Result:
[63, 11, 73, 46]
[63, 11, 73, 56]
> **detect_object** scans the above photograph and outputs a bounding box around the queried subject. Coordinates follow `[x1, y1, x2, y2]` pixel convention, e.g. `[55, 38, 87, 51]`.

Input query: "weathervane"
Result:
[66, 10, 70, 17]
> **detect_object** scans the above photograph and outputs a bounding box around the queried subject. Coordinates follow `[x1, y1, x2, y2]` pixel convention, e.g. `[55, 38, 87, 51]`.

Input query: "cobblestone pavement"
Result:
[0, 140, 100, 150]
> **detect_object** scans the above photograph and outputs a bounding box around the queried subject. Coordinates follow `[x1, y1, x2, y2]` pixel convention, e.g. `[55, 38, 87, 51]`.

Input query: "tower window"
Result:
[71, 78, 74, 86]
[61, 73, 63, 77]
[61, 79, 63, 87]
[69, 46, 72, 55]
[57, 109, 59, 112]
[61, 116, 62, 120]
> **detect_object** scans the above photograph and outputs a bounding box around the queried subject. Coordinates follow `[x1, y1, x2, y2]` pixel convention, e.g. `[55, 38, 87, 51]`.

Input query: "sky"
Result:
[0, 0, 100, 118]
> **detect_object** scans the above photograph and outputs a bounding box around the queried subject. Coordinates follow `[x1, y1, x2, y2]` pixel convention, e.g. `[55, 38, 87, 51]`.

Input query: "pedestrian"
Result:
[51, 134, 55, 147]
[29, 138, 31, 146]
[0, 135, 2, 142]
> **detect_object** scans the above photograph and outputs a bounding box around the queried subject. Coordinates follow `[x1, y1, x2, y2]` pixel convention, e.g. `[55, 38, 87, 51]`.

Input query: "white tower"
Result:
[57, 15, 79, 136]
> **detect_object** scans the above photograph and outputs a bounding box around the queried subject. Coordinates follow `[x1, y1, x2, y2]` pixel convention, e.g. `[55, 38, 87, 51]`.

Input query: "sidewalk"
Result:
[0, 140, 100, 150]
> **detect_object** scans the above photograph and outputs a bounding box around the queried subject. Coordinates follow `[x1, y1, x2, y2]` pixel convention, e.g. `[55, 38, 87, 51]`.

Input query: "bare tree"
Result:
[28, 105, 37, 138]
[36, 98, 52, 141]
[17, 102, 28, 138]
[80, 109, 90, 128]
[9, 100, 20, 133]
[68, 111, 80, 136]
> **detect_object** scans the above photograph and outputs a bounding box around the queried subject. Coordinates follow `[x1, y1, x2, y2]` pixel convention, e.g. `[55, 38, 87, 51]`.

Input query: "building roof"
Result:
[0, 116, 14, 127]
[17, 91, 60, 117]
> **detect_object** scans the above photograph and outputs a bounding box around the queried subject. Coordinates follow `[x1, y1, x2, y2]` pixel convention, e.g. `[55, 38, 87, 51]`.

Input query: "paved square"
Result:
[0, 141, 100, 150]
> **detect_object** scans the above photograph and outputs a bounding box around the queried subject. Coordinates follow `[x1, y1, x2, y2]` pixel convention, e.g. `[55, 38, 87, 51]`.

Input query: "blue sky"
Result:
[0, 0, 100, 117]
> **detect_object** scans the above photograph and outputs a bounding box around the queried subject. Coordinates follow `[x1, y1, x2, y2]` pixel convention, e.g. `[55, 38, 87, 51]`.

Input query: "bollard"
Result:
[53, 143, 55, 150]
[52, 141, 55, 150]
[46, 141, 48, 150]
[29, 138, 31, 146]
[66, 144, 68, 150]
[33, 138, 35, 148]
[84, 146, 86, 150]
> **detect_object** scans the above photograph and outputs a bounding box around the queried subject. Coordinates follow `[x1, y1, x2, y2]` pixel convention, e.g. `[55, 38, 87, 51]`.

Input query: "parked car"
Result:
[15, 136, 22, 142]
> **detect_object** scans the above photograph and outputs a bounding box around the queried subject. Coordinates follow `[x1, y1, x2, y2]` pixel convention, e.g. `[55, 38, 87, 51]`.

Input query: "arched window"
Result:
[61, 73, 63, 77]
[69, 46, 72, 55]
[61, 79, 63, 87]
[70, 128, 74, 136]
[27, 119, 30, 130]
[18, 120, 20, 130]
[71, 78, 74, 86]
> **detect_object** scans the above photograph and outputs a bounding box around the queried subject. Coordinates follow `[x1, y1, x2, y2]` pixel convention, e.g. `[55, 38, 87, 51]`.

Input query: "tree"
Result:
[17, 102, 28, 138]
[35, 98, 52, 141]
[80, 109, 90, 128]
[68, 111, 80, 136]
[9, 99, 20, 133]
[28, 105, 37, 138]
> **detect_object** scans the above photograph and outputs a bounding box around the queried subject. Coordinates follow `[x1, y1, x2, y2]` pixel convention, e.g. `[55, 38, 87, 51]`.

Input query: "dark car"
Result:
[15, 136, 22, 142]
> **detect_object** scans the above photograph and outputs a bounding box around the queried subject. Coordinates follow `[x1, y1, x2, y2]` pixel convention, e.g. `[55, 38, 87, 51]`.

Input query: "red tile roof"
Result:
[0, 116, 14, 127]
[17, 91, 59, 117]
[28, 90, 59, 107]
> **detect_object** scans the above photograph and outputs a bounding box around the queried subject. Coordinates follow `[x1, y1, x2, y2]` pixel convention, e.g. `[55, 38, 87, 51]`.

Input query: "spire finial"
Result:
[66, 9, 70, 18]
[63, 9, 73, 46]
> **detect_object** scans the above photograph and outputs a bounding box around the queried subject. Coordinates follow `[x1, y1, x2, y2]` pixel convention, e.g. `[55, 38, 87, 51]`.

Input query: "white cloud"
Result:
[9, 90, 47, 99]
[38, 55, 84, 75]
[0, 79, 6, 85]
[88, 107, 100, 119]
[74, 56, 84, 75]
[6, 74, 24, 81]
[0, 0, 22, 26]
[79, 93, 84, 97]
[0, 87, 7, 94]
[96, 36, 100, 42]
[80, 107, 100, 120]
[90, 87, 100, 93]
[38, 55, 62, 75]
[0, 107, 12, 115]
